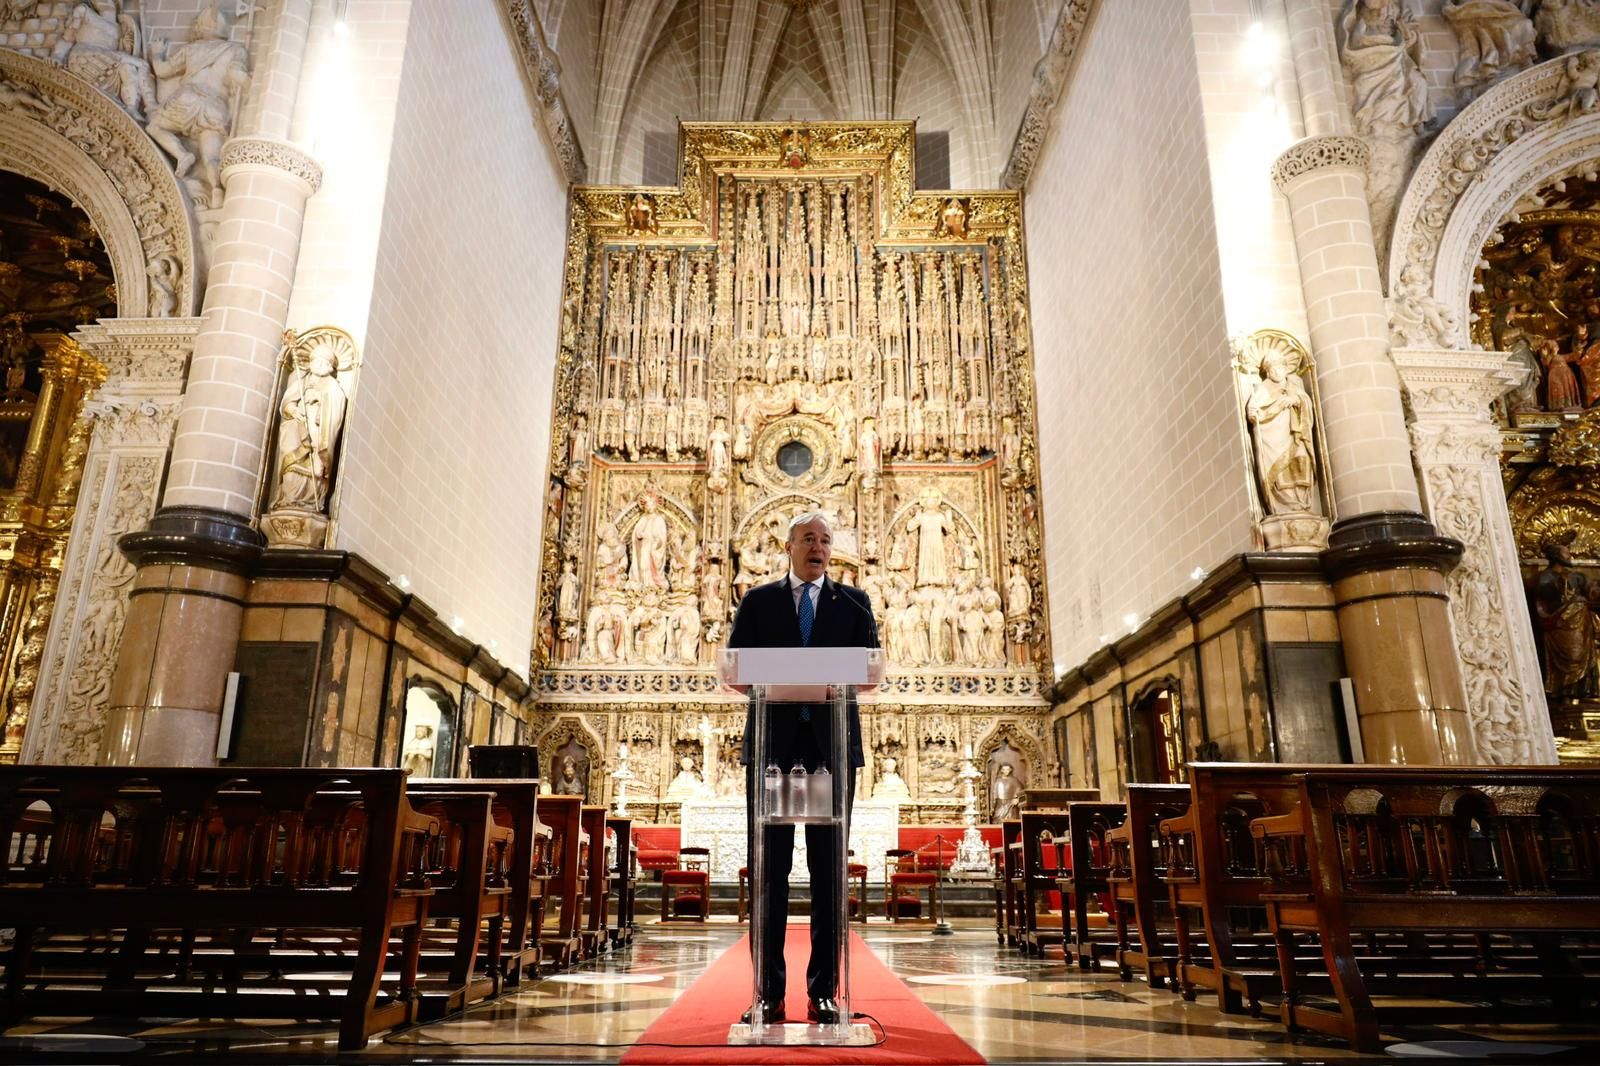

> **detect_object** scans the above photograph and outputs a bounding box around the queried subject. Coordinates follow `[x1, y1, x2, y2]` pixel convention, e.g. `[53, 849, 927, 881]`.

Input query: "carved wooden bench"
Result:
[1106, 783, 1188, 989]
[0, 767, 436, 1051]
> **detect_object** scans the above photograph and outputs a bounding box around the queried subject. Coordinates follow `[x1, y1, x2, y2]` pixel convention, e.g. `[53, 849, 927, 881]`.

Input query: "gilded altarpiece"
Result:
[531, 124, 1053, 822]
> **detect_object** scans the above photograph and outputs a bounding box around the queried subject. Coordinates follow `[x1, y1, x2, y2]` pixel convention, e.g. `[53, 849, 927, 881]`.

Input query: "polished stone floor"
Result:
[2, 917, 1597, 1063]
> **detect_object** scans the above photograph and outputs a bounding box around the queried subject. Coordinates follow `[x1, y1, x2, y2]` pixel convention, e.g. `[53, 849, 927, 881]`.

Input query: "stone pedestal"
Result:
[21, 319, 199, 765]
[1394, 348, 1558, 765]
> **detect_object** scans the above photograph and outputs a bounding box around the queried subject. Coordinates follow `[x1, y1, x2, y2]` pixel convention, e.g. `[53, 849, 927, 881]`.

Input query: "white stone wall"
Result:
[287, 0, 410, 339]
[336, 0, 566, 675]
[1027, 0, 1251, 669]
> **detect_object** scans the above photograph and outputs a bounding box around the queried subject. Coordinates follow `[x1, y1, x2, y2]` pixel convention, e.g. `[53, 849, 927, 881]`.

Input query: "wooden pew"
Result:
[1159, 763, 1319, 1014]
[1106, 783, 1188, 988]
[0, 767, 436, 1052]
[1001, 818, 1023, 947]
[580, 805, 611, 957]
[407, 780, 541, 991]
[1057, 801, 1125, 972]
[989, 845, 1006, 945]
[607, 815, 635, 948]
[536, 795, 583, 969]
[1254, 767, 1600, 1052]
[409, 790, 512, 1012]
[1018, 810, 1070, 956]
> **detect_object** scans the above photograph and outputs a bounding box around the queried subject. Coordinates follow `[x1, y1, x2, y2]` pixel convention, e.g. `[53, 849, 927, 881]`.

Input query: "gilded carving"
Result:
[532, 122, 1048, 819]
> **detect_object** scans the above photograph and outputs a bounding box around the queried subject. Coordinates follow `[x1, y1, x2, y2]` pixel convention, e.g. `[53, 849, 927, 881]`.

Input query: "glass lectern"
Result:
[718, 646, 883, 1047]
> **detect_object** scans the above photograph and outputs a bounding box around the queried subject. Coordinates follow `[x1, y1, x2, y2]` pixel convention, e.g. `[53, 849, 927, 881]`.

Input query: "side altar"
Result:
[528, 122, 1056, 821]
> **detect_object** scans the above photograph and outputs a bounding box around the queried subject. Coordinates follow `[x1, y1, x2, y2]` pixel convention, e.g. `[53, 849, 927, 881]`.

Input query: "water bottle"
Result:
[788, 763, 809, 819]
[763, 764, 782, 817]
[809, 763, 832, 819]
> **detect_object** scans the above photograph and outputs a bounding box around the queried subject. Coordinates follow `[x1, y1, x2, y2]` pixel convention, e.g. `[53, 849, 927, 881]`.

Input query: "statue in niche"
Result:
[1532, 536, 1599, 700]
[981, 585, 1007, 663]
[628, 492, 670, 590]
[1246, 348, 1317, 514]
[909, 500, 952, 588]
[706, 416, 731, 491]
[871, 755, 911, 801]
[1339, 0, 1433, 137]
[1441, 1, 1535, 93]
[665, 754, 707, 801]
[553, 754, 587, 799]
[1005, 562, 1032, 623]
[555, 558, 581, 633]
[146, 5, 251, 209]
[567, 413, 590, 479]
[400, 722, 436, 779]
[263, 328, 358, 549]
[52, 0, 157, 121]
[1540, 337, 1584, 412]
[999, 415, 1022, 485]
[991, 763, 1023, 822]
[626, 193, 657, 234]
[700, 565, 725, 623]
[936, 197, 970, 240]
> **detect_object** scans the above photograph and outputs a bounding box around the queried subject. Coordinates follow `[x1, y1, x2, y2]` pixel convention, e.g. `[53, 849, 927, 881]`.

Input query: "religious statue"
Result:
[567, 413, 590, 475]
[146, 5, 251, 209]
[1507, 338, 1543, 415]
[980, 586, 1007, 663]
[1388, 263, 1463, 349]
[707, 416, 731, 491]
[1441, 1, 1535, 93]
[626, 193, 657, 234]
[1540, 337, 1583, 412]
[871, 755, 911, 801]
[1577, 330, 1600, 407]
[628, 493, 670, 590]
[1535, 0, 1600, 54]
[999, 415, 1022, 485]
[1339, 0, 1433, 137]
[51, 0, 157, 121]
[400, 722, 436, 779]
[857, 417, 881, 488]
[665, 754, 708, 801]
[936, 197, 970, 240]
[554, 755, 586, 799]
[555, 559, 581, 628]
[593, 521, 626, 593]
[909, 501, 951, 588]
[1532, 537, 1599, 700]
[1004, 562, 1031, 622]
[990, 762, 1022, 822]
[582, 601, 622, 661]
[263, 328, 357, 549]
[1245, 348, 1318, 515]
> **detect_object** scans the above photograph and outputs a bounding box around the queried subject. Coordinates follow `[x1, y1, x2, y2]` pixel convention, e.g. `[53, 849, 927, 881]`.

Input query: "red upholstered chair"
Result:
[680, 845, 711, 873]
[888, 871, 938, 924]
[661, 868, 710, 922]
[847, 862, 869, 922]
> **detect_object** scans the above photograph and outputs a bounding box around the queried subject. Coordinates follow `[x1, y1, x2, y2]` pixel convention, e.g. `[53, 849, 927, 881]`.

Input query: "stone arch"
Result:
[0, 50, 199, 318]
[1389, 53, 1600, 335]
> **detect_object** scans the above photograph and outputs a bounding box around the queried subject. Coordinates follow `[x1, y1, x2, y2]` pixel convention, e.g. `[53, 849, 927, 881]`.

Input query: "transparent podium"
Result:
[718, 646, 884, 1047]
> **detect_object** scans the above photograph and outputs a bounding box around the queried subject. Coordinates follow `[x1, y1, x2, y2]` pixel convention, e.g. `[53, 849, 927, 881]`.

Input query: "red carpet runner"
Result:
[621, 927, 984, 1065]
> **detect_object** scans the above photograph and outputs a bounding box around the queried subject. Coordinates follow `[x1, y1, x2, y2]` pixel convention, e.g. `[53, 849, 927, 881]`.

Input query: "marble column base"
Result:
[1323, 512, 1477, 765]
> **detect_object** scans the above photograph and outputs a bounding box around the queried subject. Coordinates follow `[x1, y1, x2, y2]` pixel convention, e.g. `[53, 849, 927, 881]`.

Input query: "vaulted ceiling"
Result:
[526, 0, 1079, 188]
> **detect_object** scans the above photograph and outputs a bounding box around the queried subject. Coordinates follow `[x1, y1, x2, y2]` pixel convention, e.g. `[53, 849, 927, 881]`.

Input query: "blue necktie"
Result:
[797, 582, 815, 722]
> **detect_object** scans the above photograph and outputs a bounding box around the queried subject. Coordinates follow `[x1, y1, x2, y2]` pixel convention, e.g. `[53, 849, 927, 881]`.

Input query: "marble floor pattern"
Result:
[1, 918, 1597, 1063]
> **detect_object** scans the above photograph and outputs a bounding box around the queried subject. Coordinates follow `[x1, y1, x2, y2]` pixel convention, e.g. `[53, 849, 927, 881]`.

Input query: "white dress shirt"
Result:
[787, 570, 822, 617]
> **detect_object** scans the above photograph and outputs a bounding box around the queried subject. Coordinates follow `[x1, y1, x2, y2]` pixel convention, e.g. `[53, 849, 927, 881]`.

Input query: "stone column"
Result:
[1272, 135, 1475, 764]
[21, 319, 198, 765]
[1393, 349, 1558, 765]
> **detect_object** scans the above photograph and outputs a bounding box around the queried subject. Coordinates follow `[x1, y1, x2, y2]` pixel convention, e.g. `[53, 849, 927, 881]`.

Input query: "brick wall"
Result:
[1026, 0, 1252, 671]
[335, 0, 566, 676]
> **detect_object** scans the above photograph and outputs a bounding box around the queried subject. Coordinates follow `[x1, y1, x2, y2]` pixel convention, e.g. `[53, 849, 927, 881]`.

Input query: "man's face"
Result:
[786, 518, 832, 582]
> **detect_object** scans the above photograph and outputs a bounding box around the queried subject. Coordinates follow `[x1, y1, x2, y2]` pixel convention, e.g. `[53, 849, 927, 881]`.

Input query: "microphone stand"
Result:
[932, 832, 953, 936]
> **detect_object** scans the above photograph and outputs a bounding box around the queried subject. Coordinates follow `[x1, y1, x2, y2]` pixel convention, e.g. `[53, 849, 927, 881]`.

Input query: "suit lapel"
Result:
[811, 575, 837, 646]
[775, 579, 804, 646]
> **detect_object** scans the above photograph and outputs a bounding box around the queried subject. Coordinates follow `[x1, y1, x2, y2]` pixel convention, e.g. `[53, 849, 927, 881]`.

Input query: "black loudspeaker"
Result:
[467, 744, 541, 779]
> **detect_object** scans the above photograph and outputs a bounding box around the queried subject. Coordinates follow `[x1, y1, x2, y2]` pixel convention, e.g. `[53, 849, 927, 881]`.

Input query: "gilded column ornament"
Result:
[1395, 348, 1558, 765]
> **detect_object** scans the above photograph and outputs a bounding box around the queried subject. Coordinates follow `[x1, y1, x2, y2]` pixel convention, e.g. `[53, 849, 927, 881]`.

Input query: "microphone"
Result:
[828, 580, 880, 645]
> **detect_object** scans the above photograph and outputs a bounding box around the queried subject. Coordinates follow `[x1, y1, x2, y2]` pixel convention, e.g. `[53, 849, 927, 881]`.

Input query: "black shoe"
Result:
[740, 998, 785, 1024]
[806, 996, 840, 1025]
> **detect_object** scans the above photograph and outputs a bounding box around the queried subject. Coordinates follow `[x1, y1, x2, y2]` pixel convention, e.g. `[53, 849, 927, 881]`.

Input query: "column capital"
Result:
[1271, 135, 1370, 193]
[1392, 348, 1524, 427]
[220, 136, 323, 195]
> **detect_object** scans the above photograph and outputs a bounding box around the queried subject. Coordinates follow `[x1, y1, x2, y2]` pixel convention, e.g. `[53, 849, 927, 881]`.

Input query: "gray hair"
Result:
[786, 510, 832, 539]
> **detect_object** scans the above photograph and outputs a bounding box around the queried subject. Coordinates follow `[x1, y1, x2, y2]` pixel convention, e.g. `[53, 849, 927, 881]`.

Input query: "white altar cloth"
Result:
[680, 800, 900, 883]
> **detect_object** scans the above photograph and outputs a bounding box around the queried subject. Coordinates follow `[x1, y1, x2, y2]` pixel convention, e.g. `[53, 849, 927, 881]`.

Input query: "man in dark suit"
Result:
[728, 511, 877, 1026]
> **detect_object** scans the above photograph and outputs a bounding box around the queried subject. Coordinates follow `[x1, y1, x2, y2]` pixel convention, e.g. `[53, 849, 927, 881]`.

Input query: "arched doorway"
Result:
[1128, 682, 1185, 785]
[399, 681, 459, 779]
[0, 170, 115, 762]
